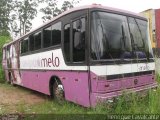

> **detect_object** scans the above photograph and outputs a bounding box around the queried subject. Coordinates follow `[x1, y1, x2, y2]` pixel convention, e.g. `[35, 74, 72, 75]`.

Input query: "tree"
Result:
[40, 0, 80, 22]
[0, 0, 12, 35]
[11, 0, 38, 36]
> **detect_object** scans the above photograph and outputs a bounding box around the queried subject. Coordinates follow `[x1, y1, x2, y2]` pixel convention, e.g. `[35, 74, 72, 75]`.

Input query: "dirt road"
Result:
[0, 84, 46, 113]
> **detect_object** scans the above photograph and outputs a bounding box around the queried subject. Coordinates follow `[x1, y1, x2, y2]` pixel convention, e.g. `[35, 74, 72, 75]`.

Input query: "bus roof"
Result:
[4, 4, 146, 47]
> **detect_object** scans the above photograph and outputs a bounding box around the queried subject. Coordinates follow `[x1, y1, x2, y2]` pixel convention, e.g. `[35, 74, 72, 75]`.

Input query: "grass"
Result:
[3, 85, 159, 115]
[1, 83, 159, 113]
[3, 86, 158, 120]
[12, 73, 159, 117]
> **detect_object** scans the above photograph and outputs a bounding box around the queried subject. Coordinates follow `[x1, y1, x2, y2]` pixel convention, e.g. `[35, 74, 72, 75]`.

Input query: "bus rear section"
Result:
[2, 46, 10, 82]
[89, 10, 157, 106]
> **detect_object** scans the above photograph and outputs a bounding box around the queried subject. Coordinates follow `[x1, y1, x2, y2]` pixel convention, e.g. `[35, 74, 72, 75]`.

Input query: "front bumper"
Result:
[90, 82, 158, 107]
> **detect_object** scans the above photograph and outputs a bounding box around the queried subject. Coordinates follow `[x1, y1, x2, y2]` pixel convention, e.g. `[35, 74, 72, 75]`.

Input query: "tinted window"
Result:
[72, 18, 85, 62]
[21, 38, 28, 53]
[128, 18, 144, 48]
[29, 34, 34, 51]
[34, 31, 41, 50]
[128, 17, 153, 58]
[44, 26, 52, 48]
[91, 12, 132, 60]
[64, 24, 70, 62]
[52, 22, 61, 46]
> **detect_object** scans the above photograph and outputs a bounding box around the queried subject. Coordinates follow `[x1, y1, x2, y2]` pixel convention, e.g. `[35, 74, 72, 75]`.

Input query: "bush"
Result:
[0, 36, 10, 83]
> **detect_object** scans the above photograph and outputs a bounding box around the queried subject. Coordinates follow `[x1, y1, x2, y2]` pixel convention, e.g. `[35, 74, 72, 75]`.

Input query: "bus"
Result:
[2, 4, 158, 107]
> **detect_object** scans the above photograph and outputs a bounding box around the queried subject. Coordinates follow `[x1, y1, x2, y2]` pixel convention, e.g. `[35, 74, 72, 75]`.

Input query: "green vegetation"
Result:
[0, 0, 80, 36]
[0, 84, 160, 120]
[0, 83, 160, 114]
[24, 88, 160, 114]
[0, 36, 10, 83]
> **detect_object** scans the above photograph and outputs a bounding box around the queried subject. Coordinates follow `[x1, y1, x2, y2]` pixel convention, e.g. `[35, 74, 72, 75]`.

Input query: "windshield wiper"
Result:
[121, 25, 126, 50]
[97, 15, 117, 63]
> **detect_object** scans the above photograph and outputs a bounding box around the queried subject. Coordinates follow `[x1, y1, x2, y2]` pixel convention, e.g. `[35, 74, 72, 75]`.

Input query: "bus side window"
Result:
[29, 34, 34, 51]
[43, 26, 52, 48]
[52, 22, 61, 46]
[72, 18, 86, 62]
[21, 38, 28, 54]
[64, 24, 71, 62]
[34, 31, 41, 50]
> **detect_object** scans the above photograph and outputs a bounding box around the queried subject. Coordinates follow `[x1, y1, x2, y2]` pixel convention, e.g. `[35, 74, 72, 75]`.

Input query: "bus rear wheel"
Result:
[53, 79, 64, 102]
[8, 72, 14, 85]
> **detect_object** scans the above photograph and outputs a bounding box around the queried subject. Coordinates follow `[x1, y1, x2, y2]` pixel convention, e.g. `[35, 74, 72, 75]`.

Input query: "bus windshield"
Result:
[91, 11, 154, 61]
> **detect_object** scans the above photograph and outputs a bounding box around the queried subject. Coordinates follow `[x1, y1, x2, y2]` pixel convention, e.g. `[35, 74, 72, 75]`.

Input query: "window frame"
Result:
[62, 14, 87, 65]
[63, 23, 71, 63]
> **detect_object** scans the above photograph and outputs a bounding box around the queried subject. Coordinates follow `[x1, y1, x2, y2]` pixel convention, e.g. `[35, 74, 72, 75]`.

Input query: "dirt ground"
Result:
[0, 84, 46, 113]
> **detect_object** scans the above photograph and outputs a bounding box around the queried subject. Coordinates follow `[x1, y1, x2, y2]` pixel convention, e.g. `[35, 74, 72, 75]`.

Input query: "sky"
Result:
[32, 0, 160, 29]
[77, 0, 160, 13]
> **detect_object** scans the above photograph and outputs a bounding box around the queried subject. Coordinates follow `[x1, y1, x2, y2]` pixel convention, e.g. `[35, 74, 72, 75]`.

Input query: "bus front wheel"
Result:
[53, 78, 64, 102]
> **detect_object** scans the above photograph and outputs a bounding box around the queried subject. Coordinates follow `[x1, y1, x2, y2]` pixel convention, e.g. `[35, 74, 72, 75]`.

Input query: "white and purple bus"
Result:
[2, 5, 158, 107]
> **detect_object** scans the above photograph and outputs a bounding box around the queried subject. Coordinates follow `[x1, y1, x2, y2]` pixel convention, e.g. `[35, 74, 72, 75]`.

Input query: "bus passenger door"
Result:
[63, 14, 90, 107]
[71, 16, 90, 106]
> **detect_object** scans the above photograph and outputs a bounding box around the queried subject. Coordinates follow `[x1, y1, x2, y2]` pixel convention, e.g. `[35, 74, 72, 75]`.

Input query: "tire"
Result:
[53, 78, 64, 102]
[8, 72, 15, 86]
[8, 72, 13, 84]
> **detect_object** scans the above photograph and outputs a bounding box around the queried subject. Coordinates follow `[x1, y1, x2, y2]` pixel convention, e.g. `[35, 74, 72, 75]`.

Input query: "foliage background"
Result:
[0, 36, 10, 83]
